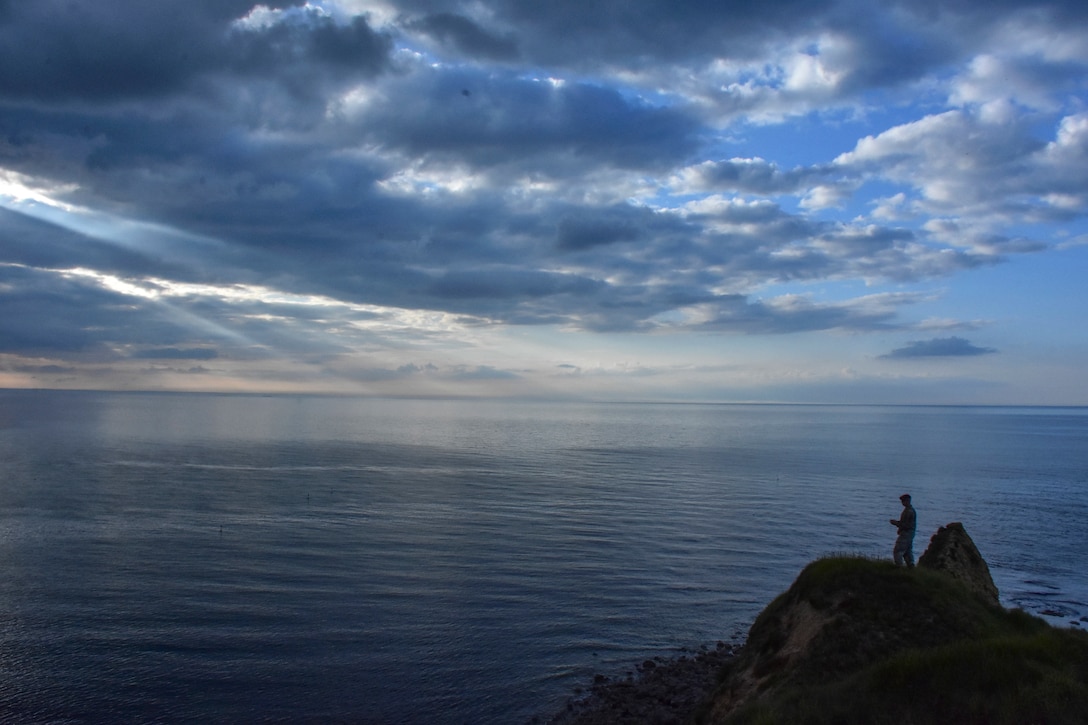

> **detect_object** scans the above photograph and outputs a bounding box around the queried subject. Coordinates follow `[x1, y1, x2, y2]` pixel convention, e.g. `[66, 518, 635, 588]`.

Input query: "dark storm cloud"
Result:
[357, 72, 701, 169]
[408, 12, 519, 60]
[397, 0, 830, 67]
[0, 1, 390, 103]
[394, 0, 1085, 104]
[3, 3, 204, 100]
[0, 69, 697, 267]
[555, 205, 660, 251]
[880, 337, 998, 359]
[228, 10, 392, 78]
[0, 1, 221, 101]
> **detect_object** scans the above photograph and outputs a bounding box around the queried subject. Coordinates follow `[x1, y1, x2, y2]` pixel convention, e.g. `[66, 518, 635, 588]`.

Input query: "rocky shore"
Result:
[541, 641, 737, 724]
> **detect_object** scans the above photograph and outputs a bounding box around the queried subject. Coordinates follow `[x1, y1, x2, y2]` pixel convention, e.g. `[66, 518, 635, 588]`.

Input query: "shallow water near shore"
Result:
[1, 391, 1086, 723]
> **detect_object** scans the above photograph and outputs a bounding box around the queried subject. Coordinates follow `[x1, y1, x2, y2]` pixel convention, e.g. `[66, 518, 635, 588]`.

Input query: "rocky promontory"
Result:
[547, 523, 1088, 724]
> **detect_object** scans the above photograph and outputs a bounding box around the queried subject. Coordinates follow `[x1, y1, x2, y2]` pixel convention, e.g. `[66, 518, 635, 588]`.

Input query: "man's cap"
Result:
[900, 493, 911, 501]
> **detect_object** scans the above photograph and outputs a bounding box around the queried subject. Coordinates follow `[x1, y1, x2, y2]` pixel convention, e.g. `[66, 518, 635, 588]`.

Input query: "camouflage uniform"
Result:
[892, 499, 917, 567]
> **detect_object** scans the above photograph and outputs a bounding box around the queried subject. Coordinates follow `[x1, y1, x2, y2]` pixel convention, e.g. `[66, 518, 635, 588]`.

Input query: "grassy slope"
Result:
[708, 557, 1088, 725]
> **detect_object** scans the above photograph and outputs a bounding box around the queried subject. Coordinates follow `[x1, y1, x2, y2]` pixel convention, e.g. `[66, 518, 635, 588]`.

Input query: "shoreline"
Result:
[537, 640, 738, 724]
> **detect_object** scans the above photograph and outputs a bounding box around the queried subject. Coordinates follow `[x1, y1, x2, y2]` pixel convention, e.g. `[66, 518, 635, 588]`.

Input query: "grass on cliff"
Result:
[716, 556, 1088, 725]
[727, 629, 1088, 725]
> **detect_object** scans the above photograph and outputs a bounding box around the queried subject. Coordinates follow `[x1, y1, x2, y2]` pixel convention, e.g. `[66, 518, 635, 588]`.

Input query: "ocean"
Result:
[1, 391, 1085, 723]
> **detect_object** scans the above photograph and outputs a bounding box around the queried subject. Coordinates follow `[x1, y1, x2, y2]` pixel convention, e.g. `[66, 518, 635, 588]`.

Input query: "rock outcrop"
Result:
[917, 521, 1000, 606]
[704, 524, 1026, 723]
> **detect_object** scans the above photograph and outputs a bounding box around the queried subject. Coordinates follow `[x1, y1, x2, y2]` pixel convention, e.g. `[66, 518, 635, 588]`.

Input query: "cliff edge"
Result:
[704, 523, 1088, 724]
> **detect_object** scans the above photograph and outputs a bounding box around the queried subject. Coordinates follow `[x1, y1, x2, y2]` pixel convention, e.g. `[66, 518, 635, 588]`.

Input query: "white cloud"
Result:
[951, 54, 1061, 112]
[835, 106, 1088, 231]
[799, 184, 847, 210]
[871, 193, 910, 220]
[0, 168, 80, 211]
[782, 34, 850, 96]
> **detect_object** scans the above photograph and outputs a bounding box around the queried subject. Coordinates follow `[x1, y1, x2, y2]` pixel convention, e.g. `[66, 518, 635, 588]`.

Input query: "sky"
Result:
[1, 0, 1086, 404]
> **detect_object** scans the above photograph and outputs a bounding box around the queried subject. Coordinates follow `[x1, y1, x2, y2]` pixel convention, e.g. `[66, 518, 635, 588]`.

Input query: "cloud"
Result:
[0, 0, 1084, 399]
[0, 1, 391, 103]
[693, 292, 927, 335]
[349, 70, 702, 171]
[0, 264, 154, 356]
[834, 108, 1088, 229]
[447, 364, 519, 381]
[879, 337, 998, 359]
[555, 206, 652, 250]
[227, 8, 393, 81]
[130, 347, 219, 360]
[6, 363, 77, 376]
[428, 268, 603, 302]
[671, 158, 834, 195]
[407, 12, 519, 60]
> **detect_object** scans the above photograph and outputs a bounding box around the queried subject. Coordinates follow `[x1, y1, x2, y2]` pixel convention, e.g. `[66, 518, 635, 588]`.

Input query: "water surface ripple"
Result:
[1, 392, 1085, 722]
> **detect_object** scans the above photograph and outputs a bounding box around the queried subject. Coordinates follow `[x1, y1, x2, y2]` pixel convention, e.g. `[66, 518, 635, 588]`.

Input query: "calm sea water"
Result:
[1, 391, 1086, 723]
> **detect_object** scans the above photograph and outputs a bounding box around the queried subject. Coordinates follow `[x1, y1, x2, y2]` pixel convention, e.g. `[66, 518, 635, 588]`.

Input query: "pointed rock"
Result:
[918, 522, 1000, 607]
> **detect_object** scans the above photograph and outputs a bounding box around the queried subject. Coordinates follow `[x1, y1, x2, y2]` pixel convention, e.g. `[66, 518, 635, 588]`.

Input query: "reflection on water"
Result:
[0, 392, 1085, 722]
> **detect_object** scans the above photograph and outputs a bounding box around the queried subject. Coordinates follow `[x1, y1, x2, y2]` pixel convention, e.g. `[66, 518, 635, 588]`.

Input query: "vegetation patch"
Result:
[707, 556, 1088, 725]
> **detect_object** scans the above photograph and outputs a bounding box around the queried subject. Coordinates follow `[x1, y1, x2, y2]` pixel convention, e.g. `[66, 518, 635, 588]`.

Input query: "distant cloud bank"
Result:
[880, 337, 998, 360]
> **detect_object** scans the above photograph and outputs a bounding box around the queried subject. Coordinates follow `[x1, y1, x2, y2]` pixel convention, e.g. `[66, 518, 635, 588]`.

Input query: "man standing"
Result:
[890, 494, 917, 567]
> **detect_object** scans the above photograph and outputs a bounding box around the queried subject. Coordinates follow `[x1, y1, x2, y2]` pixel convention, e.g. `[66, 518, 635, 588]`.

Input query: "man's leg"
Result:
[893, 535, 905, 566]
